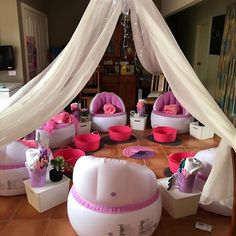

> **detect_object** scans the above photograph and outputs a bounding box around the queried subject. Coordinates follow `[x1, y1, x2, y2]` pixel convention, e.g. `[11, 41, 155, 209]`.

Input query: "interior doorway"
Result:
[193, 23, 210, 82]
[21, 3, 49, 82]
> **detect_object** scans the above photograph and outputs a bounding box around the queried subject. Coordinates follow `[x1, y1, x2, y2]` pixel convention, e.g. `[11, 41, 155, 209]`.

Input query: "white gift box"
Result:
[190, 122, 214, 140]
[24, 175, 70, 213]
[130, 115, 147, 130]
[157, 178, 201, 219]
[78, 121, 91, 134]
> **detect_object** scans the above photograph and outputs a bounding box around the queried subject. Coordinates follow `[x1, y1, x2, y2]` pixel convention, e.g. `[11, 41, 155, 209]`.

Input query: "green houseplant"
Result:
[49, 156, 65, 182]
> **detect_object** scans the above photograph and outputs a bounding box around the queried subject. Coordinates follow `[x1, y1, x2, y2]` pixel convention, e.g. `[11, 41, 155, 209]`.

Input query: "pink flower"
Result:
[70, 103, 78, 111]
[136, 99, 145, 109]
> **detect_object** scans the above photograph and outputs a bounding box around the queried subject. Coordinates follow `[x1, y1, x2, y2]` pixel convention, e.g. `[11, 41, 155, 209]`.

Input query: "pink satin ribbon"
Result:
[71, 185, 160, 214]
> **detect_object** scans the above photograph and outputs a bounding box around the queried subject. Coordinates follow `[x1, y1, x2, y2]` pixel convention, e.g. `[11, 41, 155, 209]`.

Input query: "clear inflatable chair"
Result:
[89, 92, 127, 132]
[151, 91, 194, 134]
[67, 156, 162, 236]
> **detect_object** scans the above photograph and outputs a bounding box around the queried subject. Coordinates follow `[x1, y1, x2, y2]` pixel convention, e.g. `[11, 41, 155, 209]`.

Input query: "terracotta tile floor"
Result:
[0, 128, 232, 236]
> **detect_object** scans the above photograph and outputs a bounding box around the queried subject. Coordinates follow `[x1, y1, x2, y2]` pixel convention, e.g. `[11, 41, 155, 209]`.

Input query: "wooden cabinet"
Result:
[100, 16, 137, 112]
[101, 17, 135, 69]
[101, 75, 119, 94]
[104, 26, 120, 58]
[101, 75, 136, 112]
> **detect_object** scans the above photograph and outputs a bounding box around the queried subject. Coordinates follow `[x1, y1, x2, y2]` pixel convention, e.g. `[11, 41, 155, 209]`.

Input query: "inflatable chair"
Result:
[36, 111, 77, 149]
[67, 156, 162, 236]
[0, 140, 41, 196]
[89, 92, 127, 132]
[151, 91, 194, 134]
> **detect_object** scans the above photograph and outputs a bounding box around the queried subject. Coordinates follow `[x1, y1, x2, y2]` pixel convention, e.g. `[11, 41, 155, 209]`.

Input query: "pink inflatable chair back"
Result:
[89, 92, 125, 115]
[153, 91, 189, 115]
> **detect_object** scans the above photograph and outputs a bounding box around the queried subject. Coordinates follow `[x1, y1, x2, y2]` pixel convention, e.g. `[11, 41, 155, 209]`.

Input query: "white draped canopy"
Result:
[0, 0, 235, 214]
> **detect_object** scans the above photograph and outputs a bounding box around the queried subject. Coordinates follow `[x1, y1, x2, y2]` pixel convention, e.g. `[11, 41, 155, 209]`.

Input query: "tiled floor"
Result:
[0, 128, 232, 236]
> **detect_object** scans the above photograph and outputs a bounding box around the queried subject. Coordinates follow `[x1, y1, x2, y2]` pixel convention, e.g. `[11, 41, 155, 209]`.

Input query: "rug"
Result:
[101, 135, 137, 145]
[123, 146, 155, 160]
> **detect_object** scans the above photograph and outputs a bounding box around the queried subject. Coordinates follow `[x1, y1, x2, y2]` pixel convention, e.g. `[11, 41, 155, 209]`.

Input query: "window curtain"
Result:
[217, 3, 236, 124]
[0, 0, 235, 215]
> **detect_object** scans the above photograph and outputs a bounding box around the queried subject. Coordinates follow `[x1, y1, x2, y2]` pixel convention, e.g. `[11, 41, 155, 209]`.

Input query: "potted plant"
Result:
[49, 156, 65, 182]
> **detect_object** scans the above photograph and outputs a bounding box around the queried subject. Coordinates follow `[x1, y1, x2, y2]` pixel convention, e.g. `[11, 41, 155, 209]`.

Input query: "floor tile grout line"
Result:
[0, 197, 25, 235]
[7, 197, 25, 221]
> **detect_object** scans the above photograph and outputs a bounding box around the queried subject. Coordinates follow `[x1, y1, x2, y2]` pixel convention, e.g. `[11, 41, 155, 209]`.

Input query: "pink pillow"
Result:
[103, 103, 116, 114]
[163, 104, 179, 115]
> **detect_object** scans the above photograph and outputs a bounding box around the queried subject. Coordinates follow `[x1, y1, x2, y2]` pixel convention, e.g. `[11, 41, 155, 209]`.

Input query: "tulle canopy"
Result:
[0, 0, 235, 215]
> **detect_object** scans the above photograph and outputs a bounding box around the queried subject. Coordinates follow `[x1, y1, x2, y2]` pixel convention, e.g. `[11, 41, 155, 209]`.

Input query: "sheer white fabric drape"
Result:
[0, 0, 122, 144]
[0, 0, 235, 213]
[130, 0, 235, 213]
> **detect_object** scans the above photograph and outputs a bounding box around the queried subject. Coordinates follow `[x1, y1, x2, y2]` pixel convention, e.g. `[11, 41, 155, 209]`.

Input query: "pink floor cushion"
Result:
[109, 125, 132, 141]
[89, 92, 127, 132]
[168, 152, 195, 173]
[67, 156, 162, 236]
[151, 91, 194, 134]
[152, 126, 177, 143]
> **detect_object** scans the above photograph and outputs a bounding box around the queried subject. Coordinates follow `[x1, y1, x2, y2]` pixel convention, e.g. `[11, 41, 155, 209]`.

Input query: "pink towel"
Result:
[163, 104, 179, 115]
[103, 103, 116, 114]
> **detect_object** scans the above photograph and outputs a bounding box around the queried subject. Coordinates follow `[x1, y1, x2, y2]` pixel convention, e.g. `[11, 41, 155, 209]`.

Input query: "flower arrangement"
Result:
[25, 147, 50, 187]
[70, 102, 79, 112]
[26, 147, 49, 171]
[70, 102, 81, 120]
[136, 99, 146, 117]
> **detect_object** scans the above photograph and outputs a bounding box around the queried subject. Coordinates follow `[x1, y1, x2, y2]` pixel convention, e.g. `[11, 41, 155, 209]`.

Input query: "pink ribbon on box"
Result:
[42, 112, 75, 134]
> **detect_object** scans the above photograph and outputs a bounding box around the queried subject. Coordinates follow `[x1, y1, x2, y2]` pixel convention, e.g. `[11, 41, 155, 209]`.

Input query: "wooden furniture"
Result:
[99, 16, 137, 112]
[101, 75, 136, 112]
[145, 74, 170, 106]
[80, 67, 101, 108]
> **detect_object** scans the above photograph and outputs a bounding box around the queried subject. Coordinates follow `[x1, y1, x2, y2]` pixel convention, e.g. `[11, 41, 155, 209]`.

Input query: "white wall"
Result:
[161, 0, 204, 17]
[171, 0, 230, 98]
[0, 0, 24, 83]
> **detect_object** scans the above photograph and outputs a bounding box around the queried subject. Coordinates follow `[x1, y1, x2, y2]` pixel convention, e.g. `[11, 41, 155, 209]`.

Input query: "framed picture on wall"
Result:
[209, 14, 225, 55]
